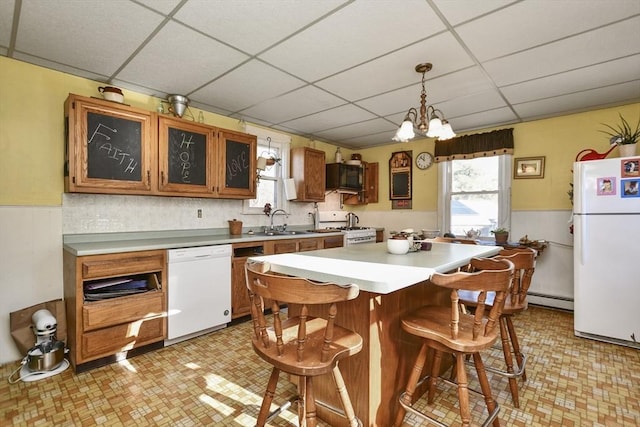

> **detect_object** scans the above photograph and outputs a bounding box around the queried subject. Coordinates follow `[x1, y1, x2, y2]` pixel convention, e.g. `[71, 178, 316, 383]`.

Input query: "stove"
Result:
[317, 211, 377, 246]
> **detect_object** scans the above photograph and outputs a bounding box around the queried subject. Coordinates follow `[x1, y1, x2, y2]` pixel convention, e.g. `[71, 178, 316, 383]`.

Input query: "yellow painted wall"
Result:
[1, 56, 638, 211]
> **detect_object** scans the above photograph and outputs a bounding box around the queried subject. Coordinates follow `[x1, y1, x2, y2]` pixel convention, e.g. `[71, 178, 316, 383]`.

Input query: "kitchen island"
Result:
[250, 241, 501, 426]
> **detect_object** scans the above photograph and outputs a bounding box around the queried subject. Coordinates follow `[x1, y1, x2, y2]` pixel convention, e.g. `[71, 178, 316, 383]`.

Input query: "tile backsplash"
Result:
[62, 193, 316, 234]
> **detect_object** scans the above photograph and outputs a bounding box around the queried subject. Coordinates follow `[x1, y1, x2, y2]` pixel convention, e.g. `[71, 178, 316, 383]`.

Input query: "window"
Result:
[242, 126, 291, 214]
[438, 155, 511, 239]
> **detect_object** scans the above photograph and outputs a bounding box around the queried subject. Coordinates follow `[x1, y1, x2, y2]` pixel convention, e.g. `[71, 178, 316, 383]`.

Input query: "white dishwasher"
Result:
[166, 244, 232, 346]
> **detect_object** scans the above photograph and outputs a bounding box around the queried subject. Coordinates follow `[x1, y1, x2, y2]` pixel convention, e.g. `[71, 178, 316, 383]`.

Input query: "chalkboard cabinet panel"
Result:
[291, 147, 326, 202]
[218, 129, 257, 198]
[65, 94, 156, 195]
[158, 117, 215, 196]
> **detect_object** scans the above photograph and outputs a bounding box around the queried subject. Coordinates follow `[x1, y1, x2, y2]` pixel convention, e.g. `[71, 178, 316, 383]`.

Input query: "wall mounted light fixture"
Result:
[392, 62, 456, 142]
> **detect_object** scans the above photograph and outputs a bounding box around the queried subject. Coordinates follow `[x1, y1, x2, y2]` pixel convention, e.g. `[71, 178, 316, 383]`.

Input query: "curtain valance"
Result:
[434, 128, 514, 162]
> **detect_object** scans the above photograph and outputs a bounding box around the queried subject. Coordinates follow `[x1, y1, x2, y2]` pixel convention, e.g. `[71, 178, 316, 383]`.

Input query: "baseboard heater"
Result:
[527, 292, 573, 311]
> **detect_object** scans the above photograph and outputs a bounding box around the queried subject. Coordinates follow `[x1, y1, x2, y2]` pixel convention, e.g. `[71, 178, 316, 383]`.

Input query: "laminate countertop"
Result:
[250, 241, 501, 294]
[63, 228, 343, 256]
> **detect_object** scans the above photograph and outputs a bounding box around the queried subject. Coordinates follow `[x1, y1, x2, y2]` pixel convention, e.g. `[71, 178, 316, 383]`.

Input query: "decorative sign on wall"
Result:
[390, 151, 412, 209]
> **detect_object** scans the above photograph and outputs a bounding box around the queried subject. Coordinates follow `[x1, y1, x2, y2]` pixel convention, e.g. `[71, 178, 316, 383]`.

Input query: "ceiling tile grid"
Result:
[2, 0, 639, 148]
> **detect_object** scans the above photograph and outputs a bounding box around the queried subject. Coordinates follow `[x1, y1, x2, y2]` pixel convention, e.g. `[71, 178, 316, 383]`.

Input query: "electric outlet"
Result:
[197, 209, 202, 218]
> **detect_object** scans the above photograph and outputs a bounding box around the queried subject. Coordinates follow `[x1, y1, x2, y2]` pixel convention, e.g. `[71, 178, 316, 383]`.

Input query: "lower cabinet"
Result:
[231, 242, 266, 319]
[231, 235, 338, 319]
[63, 249, 167, 371]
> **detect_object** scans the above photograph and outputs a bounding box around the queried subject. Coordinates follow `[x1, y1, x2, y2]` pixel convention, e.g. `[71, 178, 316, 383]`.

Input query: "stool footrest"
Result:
[399, 375, 500, 427]
[264, 396, 299, 424]
[467, 351, 528, 379]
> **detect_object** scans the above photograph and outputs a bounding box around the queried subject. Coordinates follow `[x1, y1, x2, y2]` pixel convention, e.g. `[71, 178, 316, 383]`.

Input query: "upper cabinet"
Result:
[65, 94, 156, 195]
[158, 116, 215, 196]
[65, 94, 256, 199]
[342, 161, 379, 205]
[291, 147, 325, 202]
[217, 129, 257, 199]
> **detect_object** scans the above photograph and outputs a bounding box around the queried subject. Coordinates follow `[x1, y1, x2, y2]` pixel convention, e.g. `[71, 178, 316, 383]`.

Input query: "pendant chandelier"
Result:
[392, 62, 456, 142]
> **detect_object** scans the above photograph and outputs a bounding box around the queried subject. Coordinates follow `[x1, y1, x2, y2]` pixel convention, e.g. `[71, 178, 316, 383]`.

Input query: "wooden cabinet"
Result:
[65, 94, 156, 195]
[343, 161, 379, 205]
[158, 116, 215, 196]
[231, 242, 266, 319]
[63, 250, 167, 371]
[291, 147, 325, 202]
[322, 235, 344, 249]
[263, 237, 324, 254]
[217, 129, 257, 198]
[65, 94, 257, 199]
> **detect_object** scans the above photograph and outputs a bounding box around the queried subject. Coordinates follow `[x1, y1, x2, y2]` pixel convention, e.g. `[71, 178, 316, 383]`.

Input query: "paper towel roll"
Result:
[32, 309, 56, 332]
[284, 178, 297, 200]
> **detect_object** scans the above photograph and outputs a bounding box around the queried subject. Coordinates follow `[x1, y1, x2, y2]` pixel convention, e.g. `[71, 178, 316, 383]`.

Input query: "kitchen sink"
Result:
[253, 230, 309, 236]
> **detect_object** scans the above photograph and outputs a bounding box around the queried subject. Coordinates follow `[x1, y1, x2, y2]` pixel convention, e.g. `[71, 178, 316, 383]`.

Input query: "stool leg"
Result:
[499, 316, 519, 408]
[298, 376, 307, 426]
[332, 365, 360, 427]
[306, 376, 317, 427]
[427, 349, 443, 404]
[506, 315, 526, 381]
[394, 342, 429, 427]
[455, 353, 471, 427]
[257, 367, 280, 426]
[472, 352, 500, 427]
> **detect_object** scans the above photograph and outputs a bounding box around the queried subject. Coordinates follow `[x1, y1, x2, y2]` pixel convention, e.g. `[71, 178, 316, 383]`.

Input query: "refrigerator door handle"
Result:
[580, 216, 587, 266]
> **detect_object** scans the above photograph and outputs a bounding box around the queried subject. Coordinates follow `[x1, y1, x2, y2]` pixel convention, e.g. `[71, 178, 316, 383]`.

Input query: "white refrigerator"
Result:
[573, 157, 640, 349]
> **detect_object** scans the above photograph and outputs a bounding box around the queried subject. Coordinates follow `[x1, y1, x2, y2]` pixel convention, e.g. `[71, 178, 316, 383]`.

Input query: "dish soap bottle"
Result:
[335, 147, 343, 163]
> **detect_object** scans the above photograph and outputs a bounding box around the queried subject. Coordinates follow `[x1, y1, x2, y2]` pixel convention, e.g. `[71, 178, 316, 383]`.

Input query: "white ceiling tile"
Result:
[314, 118, 397, 140]
[136, 0, 182, 15]
[316, 32, 475, 101]
[342, 131, 398, 147]
[239, 85, 345, 124]
[117, 20, 249, 95]
[513, 81, 640, 120]
[189, 60, 306, 112]
[259, 0, 445, 81]
[15, 1, 164, 76]
[457, 0, 640, 61]
[451, 107, 518, 133]
[433, 0, 517, 26]
[282, 104, 377, 134]
[484, 16, 640, 87]
[0, 0, 14, 48]
[436, 89, 508, 119]
[501, 55, 640, 104]
[174, 0, 347, 55]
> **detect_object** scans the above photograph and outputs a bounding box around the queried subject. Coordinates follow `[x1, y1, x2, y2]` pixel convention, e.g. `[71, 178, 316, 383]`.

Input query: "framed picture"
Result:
[514, 156, 545, 179]
[621, 157, 640, 177]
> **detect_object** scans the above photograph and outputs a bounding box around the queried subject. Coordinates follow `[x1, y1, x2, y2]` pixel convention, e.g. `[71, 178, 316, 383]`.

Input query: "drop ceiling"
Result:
[2, 0, 639, 148]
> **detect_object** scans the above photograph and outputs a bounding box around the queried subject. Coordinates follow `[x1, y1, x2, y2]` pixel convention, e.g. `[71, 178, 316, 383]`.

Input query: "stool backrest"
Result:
[430, 257, 514, 341]
[497, 248, 536, 305]
[245, 260, 359, 362]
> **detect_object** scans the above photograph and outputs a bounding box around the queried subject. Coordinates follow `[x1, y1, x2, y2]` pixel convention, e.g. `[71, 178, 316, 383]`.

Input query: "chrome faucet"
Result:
[270, 209, 288, 231]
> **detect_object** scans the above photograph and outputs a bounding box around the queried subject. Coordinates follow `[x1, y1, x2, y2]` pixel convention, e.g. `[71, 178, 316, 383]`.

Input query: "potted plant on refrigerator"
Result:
[600, 114, 640, 157]
[491, 227, 509, 244]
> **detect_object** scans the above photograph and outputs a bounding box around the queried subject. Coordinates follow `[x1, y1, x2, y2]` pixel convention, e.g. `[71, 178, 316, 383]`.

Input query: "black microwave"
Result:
[326, 163, 363, 191]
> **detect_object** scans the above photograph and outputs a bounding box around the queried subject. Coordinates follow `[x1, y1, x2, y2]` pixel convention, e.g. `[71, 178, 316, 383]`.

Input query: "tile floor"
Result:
[1, 306, 638, 426]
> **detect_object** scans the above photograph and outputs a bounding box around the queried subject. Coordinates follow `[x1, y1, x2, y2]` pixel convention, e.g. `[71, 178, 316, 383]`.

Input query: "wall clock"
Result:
[416, 152, 434, 170]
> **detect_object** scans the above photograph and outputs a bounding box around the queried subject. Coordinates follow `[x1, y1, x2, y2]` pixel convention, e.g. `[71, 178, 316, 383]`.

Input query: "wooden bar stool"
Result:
[245, 260, 363, 427]
[394, 257, 514, 427]
[458, 248, 536, 408]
